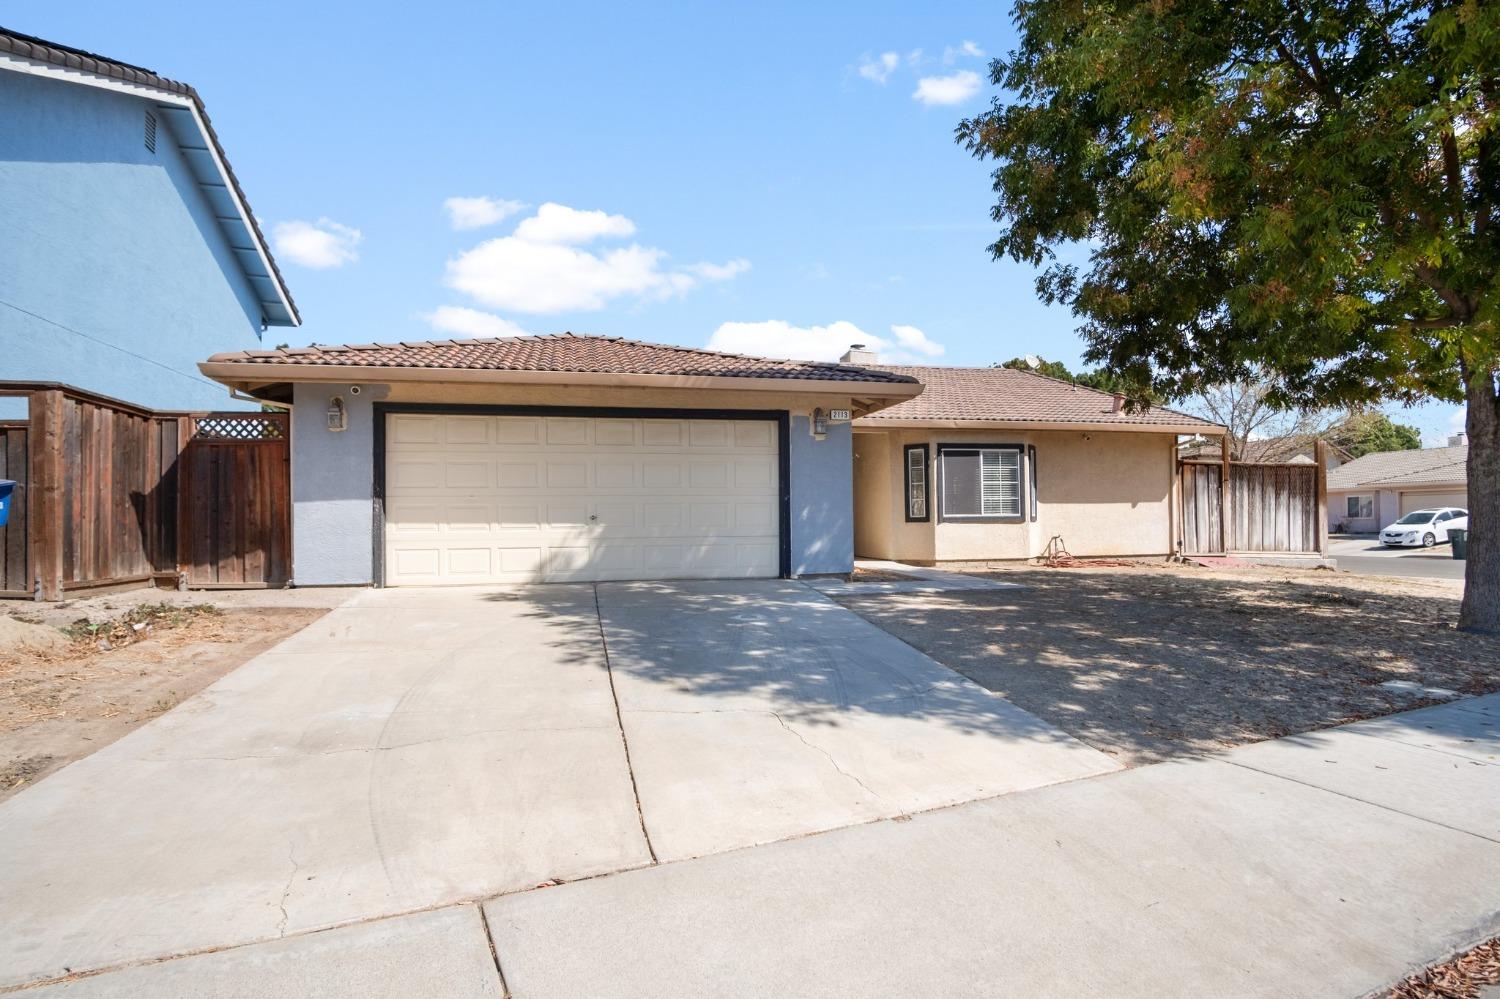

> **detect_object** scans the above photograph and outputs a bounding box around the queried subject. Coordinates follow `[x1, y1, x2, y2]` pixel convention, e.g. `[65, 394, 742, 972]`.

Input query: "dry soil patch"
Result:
[0, 603, 325, 800]
[835, 562, 1497, 764]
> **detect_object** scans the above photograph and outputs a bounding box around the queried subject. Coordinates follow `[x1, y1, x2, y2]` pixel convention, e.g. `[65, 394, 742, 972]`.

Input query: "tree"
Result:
[1179, 376, 1342, 460]
[1330, 412, 1425, 458]
[999, 356, 1076, 381]
[961, 0, 1499, 631]
[998, 356, 1140, 395]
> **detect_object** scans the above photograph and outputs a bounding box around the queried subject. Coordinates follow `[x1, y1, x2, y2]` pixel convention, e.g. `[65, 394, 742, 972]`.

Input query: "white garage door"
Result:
[1400, 491, 1467, 516]
[383, 412, 781, 585]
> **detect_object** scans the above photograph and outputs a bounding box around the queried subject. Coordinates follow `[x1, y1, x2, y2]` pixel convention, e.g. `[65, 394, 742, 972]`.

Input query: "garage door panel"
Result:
[734, 422, 775, 448]
[641, 462, 682, 489]
[495, 418, 541, 444]
[688, 461, 730, 488]
[497, 461, 540, 488]
[390, 414, 441, 444]
[445, 548, 493, 576]
[443, 461, 490, 489]
[595, 460, 637, 489]
[389, 458, 442, 490]
[595, 420, 636, 446]
[443, 416, 491, 444]
[385, 413, 780, 585]
[642, 421, 684, 446]
[545, 418, 590, 445]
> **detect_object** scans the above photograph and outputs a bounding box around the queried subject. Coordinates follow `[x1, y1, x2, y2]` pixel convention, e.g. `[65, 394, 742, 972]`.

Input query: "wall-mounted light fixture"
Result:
[811, 407, 829, 440]
[326, 395, 348, 432]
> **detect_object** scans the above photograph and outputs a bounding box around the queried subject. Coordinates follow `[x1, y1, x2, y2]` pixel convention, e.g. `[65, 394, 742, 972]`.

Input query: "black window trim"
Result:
[936, 442, 1027, 524]
[903, 444, 931, 522]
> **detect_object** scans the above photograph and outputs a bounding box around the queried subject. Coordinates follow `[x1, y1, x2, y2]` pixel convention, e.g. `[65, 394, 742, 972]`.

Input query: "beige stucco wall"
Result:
[852, 431, 893, 557]
[852, 427, 1177, 562]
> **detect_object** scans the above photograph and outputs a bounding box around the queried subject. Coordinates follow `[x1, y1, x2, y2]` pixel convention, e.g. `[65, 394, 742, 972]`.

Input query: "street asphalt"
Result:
[1330, 536, 1468, 583]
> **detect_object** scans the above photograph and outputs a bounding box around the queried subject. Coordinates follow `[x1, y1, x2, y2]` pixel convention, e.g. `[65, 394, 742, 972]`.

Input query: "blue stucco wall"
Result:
[0, 71, 265, 416]
[287, 396, 856, 585]
[292, 383, 381, 586]
[788, 416, 855, 575]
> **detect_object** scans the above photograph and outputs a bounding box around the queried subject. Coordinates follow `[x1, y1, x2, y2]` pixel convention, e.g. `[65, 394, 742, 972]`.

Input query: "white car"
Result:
[1379, 507, 1469, 548]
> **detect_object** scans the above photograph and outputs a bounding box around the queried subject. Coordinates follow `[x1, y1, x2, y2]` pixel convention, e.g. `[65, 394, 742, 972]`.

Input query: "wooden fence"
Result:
[1179, 440, 1328, 556]
[0, 384, 289, 599]
[0, 422, 29, 595]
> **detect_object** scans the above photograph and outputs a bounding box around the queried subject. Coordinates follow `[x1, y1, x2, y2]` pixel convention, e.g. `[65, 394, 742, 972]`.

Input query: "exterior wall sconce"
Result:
[326, 395, 348, 432]
[811, 407, 829, 440]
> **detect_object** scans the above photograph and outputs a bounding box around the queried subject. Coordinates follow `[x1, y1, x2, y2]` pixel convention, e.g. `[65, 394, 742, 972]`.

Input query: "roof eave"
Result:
[197, 361, 925, 402]
[852, 416, 1224, 435]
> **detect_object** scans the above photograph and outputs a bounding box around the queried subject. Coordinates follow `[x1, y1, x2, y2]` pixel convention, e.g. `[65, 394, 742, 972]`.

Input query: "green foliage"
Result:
[1329, 412, 1425, 457]
[959, 0, 1499, 409]
[998, 355, 1139, 396]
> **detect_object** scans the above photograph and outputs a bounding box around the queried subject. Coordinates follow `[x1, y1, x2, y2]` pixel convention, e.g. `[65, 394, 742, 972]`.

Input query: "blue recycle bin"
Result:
[0, 480, 13, 528]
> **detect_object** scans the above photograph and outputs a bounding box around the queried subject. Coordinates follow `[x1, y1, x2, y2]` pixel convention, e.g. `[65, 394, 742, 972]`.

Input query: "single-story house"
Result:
[1326, 441, 1469, 533]
[843, 349, 1224, 563]
[199, 335, 921, 586]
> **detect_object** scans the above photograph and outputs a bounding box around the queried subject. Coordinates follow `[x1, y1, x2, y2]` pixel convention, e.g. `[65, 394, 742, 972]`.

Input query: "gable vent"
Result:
[144, 110, 157, 153]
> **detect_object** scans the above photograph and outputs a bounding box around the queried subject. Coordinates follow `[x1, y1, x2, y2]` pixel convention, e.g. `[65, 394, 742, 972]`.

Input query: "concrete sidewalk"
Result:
[22, 696, 1497, 998]
[485, 695, 1500, 999]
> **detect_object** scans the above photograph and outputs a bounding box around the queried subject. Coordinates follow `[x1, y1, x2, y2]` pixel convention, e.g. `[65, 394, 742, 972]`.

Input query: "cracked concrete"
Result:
[0, 579, 1113, 990]
[0, 585, 648, 990]
[597, 580, 1119, 862]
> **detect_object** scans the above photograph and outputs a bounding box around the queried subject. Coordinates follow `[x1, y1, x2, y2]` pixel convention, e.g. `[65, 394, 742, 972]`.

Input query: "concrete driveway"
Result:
[0, 580, 1115, 990]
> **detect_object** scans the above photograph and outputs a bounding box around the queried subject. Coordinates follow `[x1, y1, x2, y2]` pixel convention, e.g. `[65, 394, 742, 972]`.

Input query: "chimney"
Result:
[1111, 393, 1126, 413]
[840, 343, 878, 365]
[1449, 432, 1466, 447]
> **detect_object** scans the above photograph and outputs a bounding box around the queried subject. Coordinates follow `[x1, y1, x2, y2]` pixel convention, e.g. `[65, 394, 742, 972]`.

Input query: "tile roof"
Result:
[205, 335, 921, 384]
[855, 365, 1220, 429]
[0, 28, 299, 325]
[1326, 445, 1468, 490]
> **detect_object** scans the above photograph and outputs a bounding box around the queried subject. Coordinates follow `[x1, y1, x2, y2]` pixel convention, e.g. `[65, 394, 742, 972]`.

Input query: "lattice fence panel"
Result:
[192, 414, 287, 442]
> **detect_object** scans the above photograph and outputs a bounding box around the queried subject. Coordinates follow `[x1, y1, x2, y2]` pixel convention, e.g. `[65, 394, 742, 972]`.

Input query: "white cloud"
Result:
[271, 218, 361, 269]
[421, 305, 527, 338]
[706, 320, 946, 365]
[943, 40, 985, 64]
[444, 196, 526, 231]
[857, 51, 901, 84]
[514, 203, 636, 244]
[685, 258, 752, 281]
[913, 69, 982, 106]
[888, 323, 945, 358]
[443, 202, 748, 314]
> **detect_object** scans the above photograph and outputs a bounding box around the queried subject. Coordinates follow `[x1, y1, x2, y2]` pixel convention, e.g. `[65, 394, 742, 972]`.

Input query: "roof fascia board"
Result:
[0, 51, 299, 327]
[853, 417, 1223, 435]
[197, 362, 925, 402]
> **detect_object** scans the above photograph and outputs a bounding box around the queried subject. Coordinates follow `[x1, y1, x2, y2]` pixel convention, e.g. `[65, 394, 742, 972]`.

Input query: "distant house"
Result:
[0, 29, 298, 415]
[1180, 436, 1351, 469]
[843, 349, 1224, 562]
[1326, 439, 1469, 532]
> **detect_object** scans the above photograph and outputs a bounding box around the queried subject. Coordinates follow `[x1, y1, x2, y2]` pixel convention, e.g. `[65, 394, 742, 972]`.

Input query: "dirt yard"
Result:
[836, 562, 1497, 765]
[0, 597, 328, 801]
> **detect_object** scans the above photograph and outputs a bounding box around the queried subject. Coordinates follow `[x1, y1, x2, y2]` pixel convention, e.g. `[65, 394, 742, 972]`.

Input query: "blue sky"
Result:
[11, 1, 1464, 442]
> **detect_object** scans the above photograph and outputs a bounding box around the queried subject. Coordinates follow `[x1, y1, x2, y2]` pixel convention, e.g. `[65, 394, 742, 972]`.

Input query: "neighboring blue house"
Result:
[0, 29, 298, 416]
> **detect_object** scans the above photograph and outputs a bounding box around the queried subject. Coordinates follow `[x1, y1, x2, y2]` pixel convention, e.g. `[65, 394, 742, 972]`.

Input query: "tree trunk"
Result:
[1459, 368, 1500, 633]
